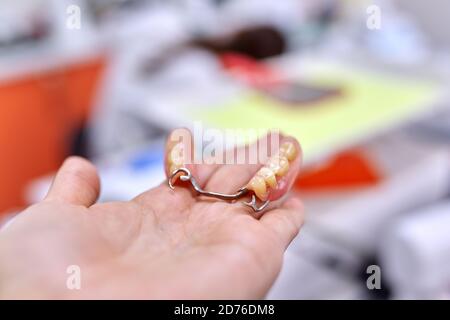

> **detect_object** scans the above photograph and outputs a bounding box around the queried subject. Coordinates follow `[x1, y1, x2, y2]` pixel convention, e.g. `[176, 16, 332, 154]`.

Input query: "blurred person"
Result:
[0, 131, 303, 299]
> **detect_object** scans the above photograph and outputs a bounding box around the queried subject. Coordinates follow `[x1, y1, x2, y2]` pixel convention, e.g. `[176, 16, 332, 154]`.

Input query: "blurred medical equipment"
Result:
[380, 201, 450, 299]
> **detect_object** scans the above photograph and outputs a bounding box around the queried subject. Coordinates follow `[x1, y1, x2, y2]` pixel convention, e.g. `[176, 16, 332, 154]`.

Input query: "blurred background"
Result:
[1, 0, 450, 299]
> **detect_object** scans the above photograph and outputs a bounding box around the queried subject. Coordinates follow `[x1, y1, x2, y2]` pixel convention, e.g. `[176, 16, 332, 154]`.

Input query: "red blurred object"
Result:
[220, 52, 282, 89]
[0, 55, 106, 214]
[295, 150, 382, 190]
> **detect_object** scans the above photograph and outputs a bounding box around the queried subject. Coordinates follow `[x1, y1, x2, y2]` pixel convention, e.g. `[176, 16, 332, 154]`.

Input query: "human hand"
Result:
[0, 130, 303, 299]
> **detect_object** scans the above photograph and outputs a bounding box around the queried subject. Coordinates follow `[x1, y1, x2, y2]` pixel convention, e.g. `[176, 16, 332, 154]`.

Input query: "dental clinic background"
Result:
[1, 0, 450, 299]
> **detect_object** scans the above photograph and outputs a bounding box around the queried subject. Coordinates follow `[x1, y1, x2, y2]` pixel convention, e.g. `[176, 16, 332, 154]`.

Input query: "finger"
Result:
[204, 131, 285, 194]
[164, 128, 282, 190]
[190, 132, 279, 188]
[45, 156, 100, 207]
[260, 196, 304, 249]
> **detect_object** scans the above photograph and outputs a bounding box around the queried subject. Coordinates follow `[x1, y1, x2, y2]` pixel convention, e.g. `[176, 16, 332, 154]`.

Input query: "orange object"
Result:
[0, 56, 106, 214]
[295, 150, 382, 191]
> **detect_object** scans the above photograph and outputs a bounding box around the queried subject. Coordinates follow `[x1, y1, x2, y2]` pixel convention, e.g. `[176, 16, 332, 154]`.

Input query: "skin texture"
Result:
[0, 132, 303, 299]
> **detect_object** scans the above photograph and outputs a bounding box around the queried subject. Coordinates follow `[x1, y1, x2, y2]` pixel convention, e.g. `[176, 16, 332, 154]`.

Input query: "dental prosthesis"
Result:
[166, 131, 300, 214]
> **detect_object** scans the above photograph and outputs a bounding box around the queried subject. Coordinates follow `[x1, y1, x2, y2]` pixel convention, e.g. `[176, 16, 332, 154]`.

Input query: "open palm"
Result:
[0, 135, 303, 299]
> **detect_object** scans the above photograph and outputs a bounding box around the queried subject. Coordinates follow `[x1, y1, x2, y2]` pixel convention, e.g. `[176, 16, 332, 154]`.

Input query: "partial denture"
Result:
[166, 129, 300, 213]
[246, 141, 298, 201]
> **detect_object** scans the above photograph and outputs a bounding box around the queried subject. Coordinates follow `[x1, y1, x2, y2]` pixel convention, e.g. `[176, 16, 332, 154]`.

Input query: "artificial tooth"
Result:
[247, 175, 267, 200]
[170, 164, 180, 174]
[257, 167, 277, 189]
[268, 156, 289, 177]
[279, 142, 297, 161]
[170, 152, 184, 166]
[172, 143, 184, 157]
[169, 143, 185, 165]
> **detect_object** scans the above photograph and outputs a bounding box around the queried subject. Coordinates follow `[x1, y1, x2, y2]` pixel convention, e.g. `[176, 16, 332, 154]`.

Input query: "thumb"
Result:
[45, 156, 100, 207]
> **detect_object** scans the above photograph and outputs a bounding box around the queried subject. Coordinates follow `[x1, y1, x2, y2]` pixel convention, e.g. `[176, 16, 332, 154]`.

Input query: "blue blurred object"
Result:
[129, 146, 164, 172]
